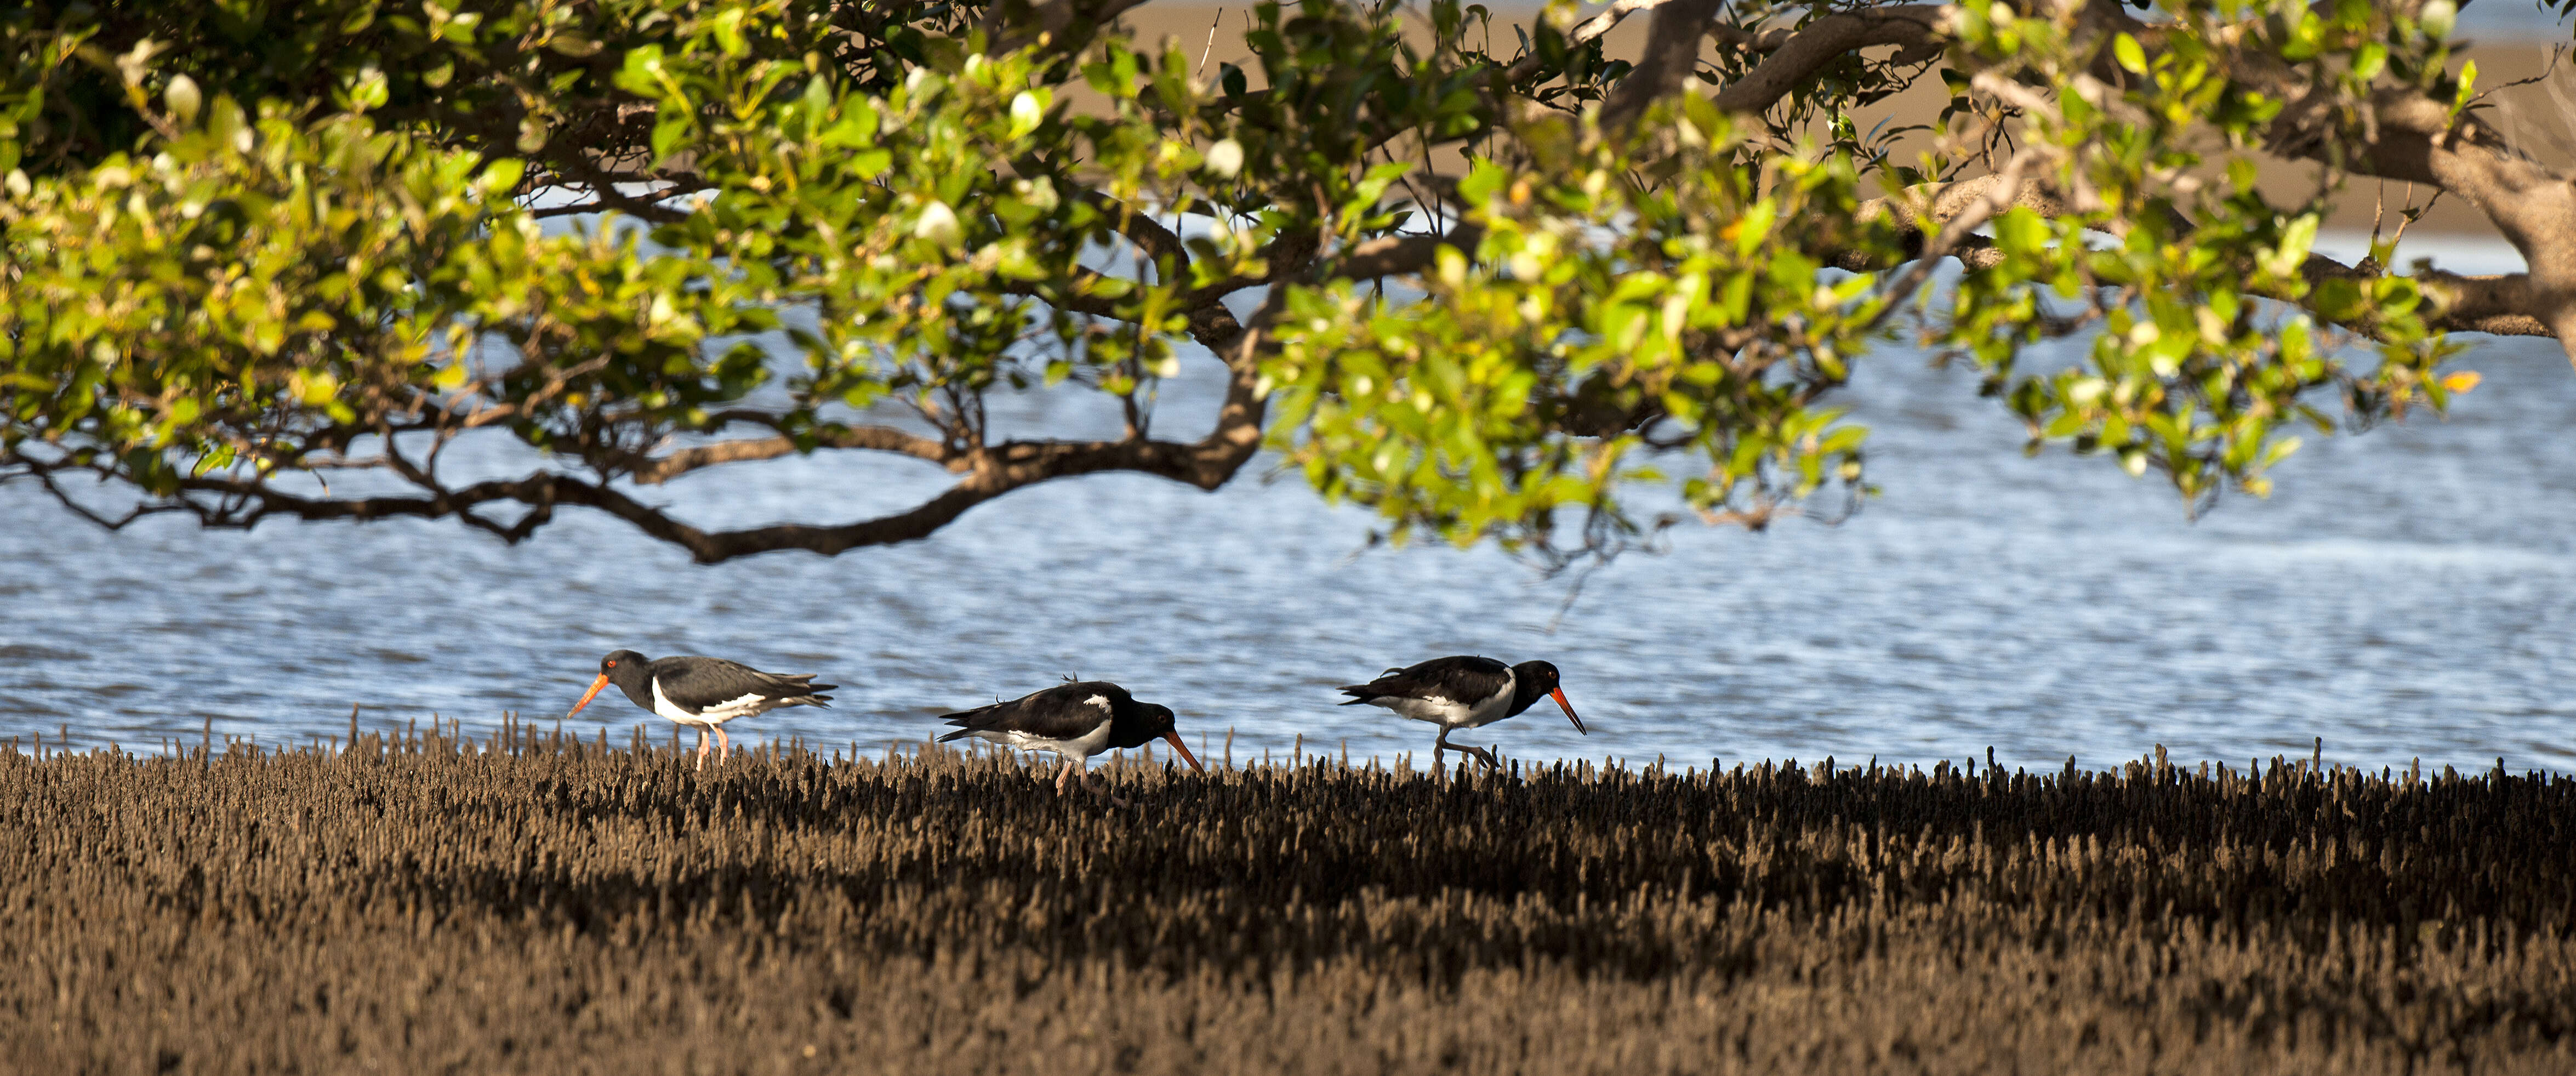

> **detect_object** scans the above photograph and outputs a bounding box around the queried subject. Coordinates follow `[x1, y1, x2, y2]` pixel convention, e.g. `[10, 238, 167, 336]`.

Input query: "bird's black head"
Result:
[1511, 660, 1585, 735]
[1119, 699, 1203, 773]
[1515, 661, 1561, 692]
[569, 650, 652, 717]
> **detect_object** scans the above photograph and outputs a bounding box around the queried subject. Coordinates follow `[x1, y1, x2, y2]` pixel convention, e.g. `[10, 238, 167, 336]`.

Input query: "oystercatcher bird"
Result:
[566, 650, 836, 771]
[1339, 656, 1585, 768]
[937, 680, 1204, 798]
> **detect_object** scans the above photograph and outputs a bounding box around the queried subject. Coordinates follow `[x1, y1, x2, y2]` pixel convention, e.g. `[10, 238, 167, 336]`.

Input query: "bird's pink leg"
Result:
[1434, 726, 1499, 770]
[714, 725, 730, 766]
[1055, 754, 1080, 794]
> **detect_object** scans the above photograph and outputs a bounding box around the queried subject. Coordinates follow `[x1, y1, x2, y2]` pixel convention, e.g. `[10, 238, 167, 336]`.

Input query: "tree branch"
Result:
[537, 152, 699, 225]
[1832, 167, 2557, 341]
[2320, 91, 2576, 347]
[1707, 5, 1950, 116]
[1862, 149, 2045, 329]
[2075, 2, 2576, 352]
[1329, 226, 1485, 281]
[1075, 187, 1189, 272]
[2301, 255, 2558, 339]
[1599, 0, 1725, 135]
[1777, 2, 2576, 351]
[623, 423, 958, 485]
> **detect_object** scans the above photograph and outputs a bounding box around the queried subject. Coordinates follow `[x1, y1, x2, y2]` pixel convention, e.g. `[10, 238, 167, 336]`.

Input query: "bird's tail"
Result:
[1336, 687, 1377, 705]
[934, 702, 1000, 734]
[773, 673, 837, 707]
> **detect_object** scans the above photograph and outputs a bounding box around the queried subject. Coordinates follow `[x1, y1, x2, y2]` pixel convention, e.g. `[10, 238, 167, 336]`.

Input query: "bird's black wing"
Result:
[938, 682, 1126, 742]
[1337, 656, 1510, 705]
[654, 657, 836, 710]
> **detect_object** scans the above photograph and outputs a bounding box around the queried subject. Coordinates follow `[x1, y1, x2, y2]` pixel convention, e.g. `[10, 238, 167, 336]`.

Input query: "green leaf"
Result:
[2266, 214, 2319, 278]
[2112, 33, 2147, 76]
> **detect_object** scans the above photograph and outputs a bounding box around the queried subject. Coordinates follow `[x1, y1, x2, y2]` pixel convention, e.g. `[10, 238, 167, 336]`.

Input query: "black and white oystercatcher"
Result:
[1339, 656, 1585, 768]
[937, 680, 1204, 796]
[566, 650, 836, 771]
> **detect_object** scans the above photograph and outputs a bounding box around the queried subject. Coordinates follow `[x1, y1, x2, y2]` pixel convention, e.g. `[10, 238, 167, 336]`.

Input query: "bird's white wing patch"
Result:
[1085, 694, 1112, 710]
[1001, 718, 1115, 759]
[697, 692, 776, 721]
[1366, 669, 1515, 728]
[1370, 695, 1468, 725]
[652, 679, 774, 726]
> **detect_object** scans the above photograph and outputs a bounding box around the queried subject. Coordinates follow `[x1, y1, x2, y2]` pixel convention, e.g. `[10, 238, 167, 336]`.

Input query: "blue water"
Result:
[3, 234, 2571, 775]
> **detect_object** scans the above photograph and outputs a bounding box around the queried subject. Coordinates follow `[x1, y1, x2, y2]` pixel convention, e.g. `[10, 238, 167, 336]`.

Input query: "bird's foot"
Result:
[1457, 743, 1501, 770]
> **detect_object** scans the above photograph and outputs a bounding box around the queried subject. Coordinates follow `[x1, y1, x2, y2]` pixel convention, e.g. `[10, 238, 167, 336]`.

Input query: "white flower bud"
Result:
[166, 74, 202, 124]
[2419, 0, 2457, 41]
[1205, 139, 1244, 179]
[913, 200, 962, 246]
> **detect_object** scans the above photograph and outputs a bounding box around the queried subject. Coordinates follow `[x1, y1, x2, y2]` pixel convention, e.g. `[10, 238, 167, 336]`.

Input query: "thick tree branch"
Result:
[2321, 92, 2576, 346]
[2071, 2, 2576, 352]
[1330, 226, 1485, 281]
[1782, 2, 2576, 350]
[1600, 0, 1725, 135]
[1076, 188, 1190, 273]
[2301, 255, 2558, 339]
[624, 423, 956, 485]
[1707, 5, 1950, 116]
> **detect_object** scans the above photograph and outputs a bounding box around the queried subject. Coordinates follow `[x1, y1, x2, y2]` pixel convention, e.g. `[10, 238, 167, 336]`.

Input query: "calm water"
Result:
[4, 235, 2571, 775]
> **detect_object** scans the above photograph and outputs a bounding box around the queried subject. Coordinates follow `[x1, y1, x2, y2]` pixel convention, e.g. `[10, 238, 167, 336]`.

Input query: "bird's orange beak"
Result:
[1161, 731, 1206, 772]
[1552, 688, 1586, 735]
[568, 673, 611, 716]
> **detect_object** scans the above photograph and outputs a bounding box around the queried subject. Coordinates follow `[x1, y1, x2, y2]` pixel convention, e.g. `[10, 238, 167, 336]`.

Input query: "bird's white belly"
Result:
[653, 679, 776, 727]
[1369, 682, 1514, 729]
[973, 719, 1114, 759]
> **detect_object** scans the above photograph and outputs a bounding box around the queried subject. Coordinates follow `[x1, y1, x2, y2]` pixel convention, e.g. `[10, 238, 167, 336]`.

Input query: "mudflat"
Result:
[4, 731, 2571, 1073]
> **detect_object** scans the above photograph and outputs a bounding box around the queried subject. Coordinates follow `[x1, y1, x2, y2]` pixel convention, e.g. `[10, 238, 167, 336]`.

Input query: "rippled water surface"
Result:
[5, 236, 2572, 773]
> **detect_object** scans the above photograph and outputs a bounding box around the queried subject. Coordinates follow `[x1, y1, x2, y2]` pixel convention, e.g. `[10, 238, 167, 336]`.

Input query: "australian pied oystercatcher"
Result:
[937, 680, 1204, 797]
[566, 650, 836, 771]
[1340, 656, 1585, 768]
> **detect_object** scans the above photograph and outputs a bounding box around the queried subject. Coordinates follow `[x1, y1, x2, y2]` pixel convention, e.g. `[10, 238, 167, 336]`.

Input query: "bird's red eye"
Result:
[606, 660, 616, 667]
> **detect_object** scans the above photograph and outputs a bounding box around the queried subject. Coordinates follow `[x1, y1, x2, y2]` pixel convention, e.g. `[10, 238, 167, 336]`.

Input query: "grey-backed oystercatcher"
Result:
[566, 650, 836, 770]
[937, 680, 1204, 796]
[1340, 656, 1585, 768]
